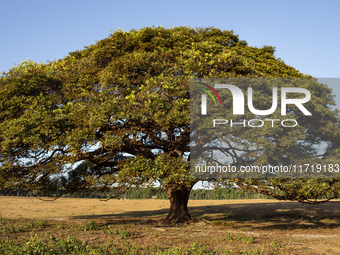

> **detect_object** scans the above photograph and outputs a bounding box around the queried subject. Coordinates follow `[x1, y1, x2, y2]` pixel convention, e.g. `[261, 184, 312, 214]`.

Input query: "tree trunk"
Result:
[163, 185, 196, 223]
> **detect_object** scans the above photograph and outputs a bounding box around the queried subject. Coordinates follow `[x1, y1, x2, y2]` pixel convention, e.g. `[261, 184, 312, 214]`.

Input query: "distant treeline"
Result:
[0, 187, 271, 200]
[122, 187, 271, 200]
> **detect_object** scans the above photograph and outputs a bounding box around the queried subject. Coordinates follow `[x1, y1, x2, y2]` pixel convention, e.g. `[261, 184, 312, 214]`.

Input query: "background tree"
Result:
[0, 26, 339, 223]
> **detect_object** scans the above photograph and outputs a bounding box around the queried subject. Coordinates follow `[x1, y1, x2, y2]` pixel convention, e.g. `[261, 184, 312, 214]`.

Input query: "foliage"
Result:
[0, 26, 339, 211]
[0, 26, 303, 193]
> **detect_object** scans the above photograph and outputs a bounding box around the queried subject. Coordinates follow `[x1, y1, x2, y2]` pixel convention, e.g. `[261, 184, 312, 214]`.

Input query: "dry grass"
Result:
[1, 197, 340, 254]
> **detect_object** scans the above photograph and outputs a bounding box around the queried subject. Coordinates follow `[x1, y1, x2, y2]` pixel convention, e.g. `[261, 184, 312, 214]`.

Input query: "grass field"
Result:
[1, 197, 340, 254]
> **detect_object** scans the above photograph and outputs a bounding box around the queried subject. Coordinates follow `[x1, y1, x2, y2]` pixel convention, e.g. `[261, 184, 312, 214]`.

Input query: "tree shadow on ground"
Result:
[72, 200, 340, 230]
[188, 201, 340, 230]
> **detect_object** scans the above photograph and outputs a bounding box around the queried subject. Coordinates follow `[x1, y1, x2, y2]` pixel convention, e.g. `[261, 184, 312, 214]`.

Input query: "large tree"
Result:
[1, 26, 339, 223]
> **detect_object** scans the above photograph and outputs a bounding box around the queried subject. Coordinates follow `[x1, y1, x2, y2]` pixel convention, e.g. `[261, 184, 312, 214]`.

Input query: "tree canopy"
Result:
[1, 26, 339, 222]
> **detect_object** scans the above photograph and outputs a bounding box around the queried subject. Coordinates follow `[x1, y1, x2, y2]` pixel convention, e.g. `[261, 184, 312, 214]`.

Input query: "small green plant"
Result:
[223, 233, 254, 245]
[56, 223, 65, 230]
[222, 232, 234, 242]
[37, 220, 46, 227]
[25, 221, 34, 229]
[0, 220, 19, 233]
[106, 224, 132, 239]
[236, 234, 254, 244]
[50, 235, 57, 242]
[241, 248, 260, 255]
[107, 224, 121, 236]
[78, 220, 98, 231]
[24, 220, 46, 229]
[245, 235, 254, 245]
[117, 230, 132, 239]
[270, 239, 280, 248]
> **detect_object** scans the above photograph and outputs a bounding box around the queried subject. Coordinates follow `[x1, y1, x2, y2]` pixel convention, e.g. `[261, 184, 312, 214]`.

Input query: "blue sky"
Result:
[1, 0, 339, 106]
